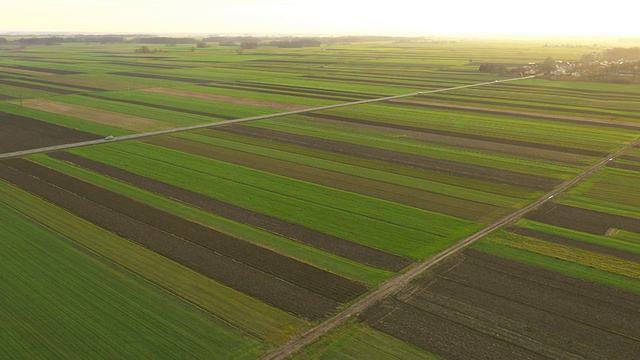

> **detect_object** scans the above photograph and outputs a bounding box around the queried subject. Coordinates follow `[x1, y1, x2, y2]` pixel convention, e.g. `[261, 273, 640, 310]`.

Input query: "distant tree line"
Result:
[267, 38, 321, 48]
[603, 47, 640, 61]
[478, 63, 508, 75]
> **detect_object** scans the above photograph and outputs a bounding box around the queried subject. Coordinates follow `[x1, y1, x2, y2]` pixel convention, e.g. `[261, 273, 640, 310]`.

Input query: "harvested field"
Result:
[21, 99, 174, 131]
[0, 66, 54, 76]
[525, 203, 640, 235]
[0, 111, 98, 153]
[507, 226, 640, 263]
[306, 112, 605, 158]
[0, 79, 76, 95]
[144, 135, 504, 221]
[48, 151, 411, 271]
[363, 249, 640, 359]
[142, 87, 309, 111]
[215, 125, 561, 190]
[0, 159, 365, 319]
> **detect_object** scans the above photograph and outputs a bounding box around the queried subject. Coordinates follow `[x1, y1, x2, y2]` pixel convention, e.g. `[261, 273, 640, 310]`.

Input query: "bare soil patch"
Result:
[215, 125, 561, 191]
[0, 64, 80, 75]
[108, 71, 209, 83]
[50, 150, 410, 272]
[363, 249, 640, 359]
[609, 161, 640, 172]
[525, 203, 640, 235]
[143, 87, 310, 111]
[198, 83, 351, 102]
[0, 66, 54, 76]
[0, 161, 337, 320]
[21, 99, 174, 132]
[0, 111, 98, 153]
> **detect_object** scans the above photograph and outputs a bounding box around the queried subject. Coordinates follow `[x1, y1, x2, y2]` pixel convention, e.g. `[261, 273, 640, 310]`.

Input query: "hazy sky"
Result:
[3, 0, 639, 37]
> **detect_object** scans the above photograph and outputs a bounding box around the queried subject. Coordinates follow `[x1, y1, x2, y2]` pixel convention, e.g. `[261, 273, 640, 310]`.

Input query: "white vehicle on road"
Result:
[104, 135, 114, 140]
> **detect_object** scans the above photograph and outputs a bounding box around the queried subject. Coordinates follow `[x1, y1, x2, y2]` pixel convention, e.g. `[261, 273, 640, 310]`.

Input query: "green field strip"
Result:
[176, 131, 527, 208]
[293, 321, 439, 360]
[558, 195, 640, 221]
[30, 154, 395, 286]
[472, 235, 640, 295]
[0, 180, 307, 345]
[0, 102, 130, 136]
[69, 141, 480, 258]
[146, 135, 507, 222]
[319, 102, 640, 153]
[564, 166, 640, 208]
[246, 117, 581, 180]
[0, 191, 263, 359]
[199, 128, 540, 200]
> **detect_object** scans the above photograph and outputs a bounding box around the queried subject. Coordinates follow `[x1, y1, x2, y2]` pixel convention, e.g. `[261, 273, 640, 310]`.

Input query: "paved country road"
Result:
[260, 133, 640, 359]
[0, 76, 535, 159]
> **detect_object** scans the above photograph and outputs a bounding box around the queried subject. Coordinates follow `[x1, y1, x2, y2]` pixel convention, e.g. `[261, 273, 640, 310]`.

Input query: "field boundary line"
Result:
[260, 136, 640, 359]
[0, 76, 536, 159]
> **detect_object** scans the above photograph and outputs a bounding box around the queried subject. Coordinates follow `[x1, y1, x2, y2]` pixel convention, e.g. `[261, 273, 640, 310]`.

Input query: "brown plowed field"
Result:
[144, 135, 503, 221]
[0, 64, 81, 75]
[142, 87, 309, 111]
[507, 226, 640, 262]
[49, 151, 411, 272]
[215, 125, 561, 190]
[362, 249, 640, 359]
[525, 203, 640, 235]
[0, 111, 98, 153]
[22, 99, 174, 132]
[609, 161, 640, 172]
[0, 162, 337, 320]
[306, 112, 606, 157]
[1, 158, 367, 305]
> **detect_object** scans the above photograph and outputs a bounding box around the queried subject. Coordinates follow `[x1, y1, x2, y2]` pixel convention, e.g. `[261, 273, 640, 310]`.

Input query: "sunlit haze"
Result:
[3, 0, 640, 37]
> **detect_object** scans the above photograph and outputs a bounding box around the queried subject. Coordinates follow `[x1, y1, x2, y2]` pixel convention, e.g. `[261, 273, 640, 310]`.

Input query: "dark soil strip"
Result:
[2, 158, 367, 304]
[144, 136, 503, 221]
[0, 64, 81, 75]
[306, 113, 606, 157]
[108, 71, 210, 84]
[198, 83, 353, 102]
[0, 79, 76, 94]
[410, 250, 640, 359]
[621, 155, 640, 163]
[216, 125, 561, 190]
[463, 249, 640, 310]
[49, 151, 410, 272]
[525, 203, 640, 235]
[507, 226, 640, 263]
[79, 94, 236, 120]
[0, 112, 98, 153]
[363, 299, 546, 360]
[0, 94, 14, 100]
[0, 162, 337, 320]
[608, 161, 640, 172]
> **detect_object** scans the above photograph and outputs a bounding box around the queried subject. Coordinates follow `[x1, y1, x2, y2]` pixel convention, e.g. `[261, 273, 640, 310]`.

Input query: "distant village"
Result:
[480, 47, 640, 83]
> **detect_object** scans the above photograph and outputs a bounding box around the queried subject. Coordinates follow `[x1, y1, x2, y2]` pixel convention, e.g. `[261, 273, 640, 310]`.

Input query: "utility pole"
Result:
[19, 92, 22, 107]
